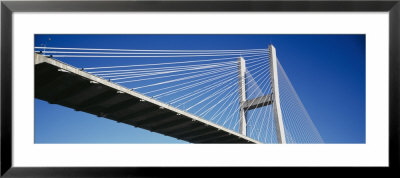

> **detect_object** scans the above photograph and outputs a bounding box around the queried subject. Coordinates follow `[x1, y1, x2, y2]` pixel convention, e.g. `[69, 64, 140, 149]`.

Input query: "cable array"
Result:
[277, 60, 324, 143]
[35, 46, 323, 143]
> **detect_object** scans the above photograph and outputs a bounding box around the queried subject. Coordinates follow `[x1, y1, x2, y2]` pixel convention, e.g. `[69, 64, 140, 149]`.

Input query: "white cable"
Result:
[126, 66, 235, 87]
[94, 61, 235, 76]
[112, 65, 236, 84]
[142, 69, 232, 95]
[153, 70, 236, 99]
[46, 53, 266, 58]
[83, 53, 265, 70]
[36, 50, 266, 55]
[103, 62, 235, 81]
[171, 72, 237, 105]
[185, 78, 237, 111]
[35, 46, 267, 52]
[196, 82, 238, 117]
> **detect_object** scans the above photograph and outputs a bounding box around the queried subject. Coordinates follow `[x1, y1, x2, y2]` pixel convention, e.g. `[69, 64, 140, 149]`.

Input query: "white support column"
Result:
[238, 57, 247, 135]
[268, 44, 287, 144]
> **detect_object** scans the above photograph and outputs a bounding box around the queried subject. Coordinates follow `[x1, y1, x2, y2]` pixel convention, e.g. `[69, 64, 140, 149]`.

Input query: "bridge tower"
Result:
[238, 44, 286, 144]
[238, 56, 247, 136]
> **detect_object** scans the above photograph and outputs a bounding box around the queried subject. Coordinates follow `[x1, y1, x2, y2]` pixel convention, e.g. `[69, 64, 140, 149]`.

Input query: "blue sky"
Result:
[34, 34, 365, 143]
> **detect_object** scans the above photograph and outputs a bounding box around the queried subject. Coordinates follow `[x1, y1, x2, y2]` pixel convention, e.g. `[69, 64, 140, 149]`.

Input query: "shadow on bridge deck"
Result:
[34, 53, 260, 144]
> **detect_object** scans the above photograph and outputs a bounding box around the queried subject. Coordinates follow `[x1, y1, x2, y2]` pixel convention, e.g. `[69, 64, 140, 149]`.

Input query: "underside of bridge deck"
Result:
[34, 53, 259, 144]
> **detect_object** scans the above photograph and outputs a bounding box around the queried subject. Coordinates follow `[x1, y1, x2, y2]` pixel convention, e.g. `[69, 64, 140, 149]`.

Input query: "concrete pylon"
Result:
[238, 56, 247, 135]
[268, 44, 286, 144]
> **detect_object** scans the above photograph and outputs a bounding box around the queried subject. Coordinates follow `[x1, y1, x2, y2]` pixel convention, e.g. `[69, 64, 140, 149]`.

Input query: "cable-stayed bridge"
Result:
[34, 44, 323, 144]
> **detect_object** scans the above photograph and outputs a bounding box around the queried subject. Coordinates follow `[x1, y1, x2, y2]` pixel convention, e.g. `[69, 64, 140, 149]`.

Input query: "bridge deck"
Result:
[34, 53, 260, 143]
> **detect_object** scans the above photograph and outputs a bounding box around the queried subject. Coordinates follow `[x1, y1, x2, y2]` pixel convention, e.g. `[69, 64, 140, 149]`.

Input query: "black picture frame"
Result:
[1, 0, 399, 177]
